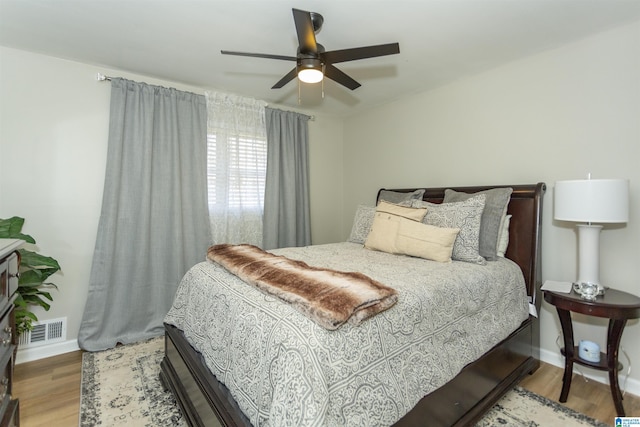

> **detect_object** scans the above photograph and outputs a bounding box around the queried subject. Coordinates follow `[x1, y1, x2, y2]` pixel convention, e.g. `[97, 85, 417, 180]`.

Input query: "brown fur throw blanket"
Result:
[207, 244, 398, 330]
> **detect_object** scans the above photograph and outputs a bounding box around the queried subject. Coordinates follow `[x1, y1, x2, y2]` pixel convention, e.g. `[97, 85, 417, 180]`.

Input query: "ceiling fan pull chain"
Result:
[322, 64, 325, 98]
[298, 78, 301, 105]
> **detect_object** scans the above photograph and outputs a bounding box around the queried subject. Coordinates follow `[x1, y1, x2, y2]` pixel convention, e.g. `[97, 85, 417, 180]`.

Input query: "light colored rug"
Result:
[479, 386, 609, 427]
[80, 336, 609, 427]
[80, 337, 186, 427]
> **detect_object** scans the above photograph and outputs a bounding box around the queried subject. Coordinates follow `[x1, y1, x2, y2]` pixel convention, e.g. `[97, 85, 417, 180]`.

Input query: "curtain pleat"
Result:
[263, 107, 311, 249]
[78, 78, 210, 351]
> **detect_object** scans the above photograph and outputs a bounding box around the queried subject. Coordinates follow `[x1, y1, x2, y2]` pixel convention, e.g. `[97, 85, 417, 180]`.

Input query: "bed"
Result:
[160, 183, 545, 426]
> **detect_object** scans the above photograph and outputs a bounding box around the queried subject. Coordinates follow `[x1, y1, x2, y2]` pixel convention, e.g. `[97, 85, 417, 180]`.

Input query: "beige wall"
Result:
[0, 46, 344, 359]
[308, 114, 345, 244]
[343, 20, 640, 393]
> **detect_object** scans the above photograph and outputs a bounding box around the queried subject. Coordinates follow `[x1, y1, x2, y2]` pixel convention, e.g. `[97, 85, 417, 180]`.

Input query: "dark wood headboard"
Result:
[376, 183, 546, 306]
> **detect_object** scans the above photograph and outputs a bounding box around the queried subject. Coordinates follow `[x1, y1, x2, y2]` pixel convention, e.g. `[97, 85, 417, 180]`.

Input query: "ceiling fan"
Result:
[221, 8, 400, 90]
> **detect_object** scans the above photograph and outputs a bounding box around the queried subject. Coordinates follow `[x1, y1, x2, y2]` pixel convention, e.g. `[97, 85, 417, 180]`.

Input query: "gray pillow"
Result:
[348, 205, 376, 244]
[378, 189, 425, 205]
[412, 194, 486, 265]
[443, 187, 512, 261]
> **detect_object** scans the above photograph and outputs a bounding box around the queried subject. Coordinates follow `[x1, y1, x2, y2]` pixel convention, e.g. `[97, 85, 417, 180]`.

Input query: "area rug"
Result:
[80, 336, 186, 427]
[478, 387, 609, 427]
[80, 336, 609, 426]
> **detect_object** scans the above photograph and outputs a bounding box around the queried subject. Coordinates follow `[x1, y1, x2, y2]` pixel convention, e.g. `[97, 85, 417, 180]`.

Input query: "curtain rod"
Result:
[268, 105, 315, 121]
[96, 73, 113, 81]
[96, 73, 315, 121]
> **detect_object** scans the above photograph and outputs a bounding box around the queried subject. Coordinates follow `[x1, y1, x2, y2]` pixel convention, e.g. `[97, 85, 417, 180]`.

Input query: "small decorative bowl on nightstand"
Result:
[572, 282, 607, 300]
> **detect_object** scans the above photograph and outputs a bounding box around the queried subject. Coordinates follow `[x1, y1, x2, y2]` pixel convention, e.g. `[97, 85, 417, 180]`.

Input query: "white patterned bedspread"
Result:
[164, 242, 529, 427]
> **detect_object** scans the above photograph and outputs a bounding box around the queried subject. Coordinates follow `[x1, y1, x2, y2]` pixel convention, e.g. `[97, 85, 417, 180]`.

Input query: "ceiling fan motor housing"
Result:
[298, 57, 323, 70]
[297, 43, 325, 74]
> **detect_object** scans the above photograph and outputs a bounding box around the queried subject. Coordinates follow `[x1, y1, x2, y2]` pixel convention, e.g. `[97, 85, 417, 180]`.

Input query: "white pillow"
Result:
[497, 214, 512, 257]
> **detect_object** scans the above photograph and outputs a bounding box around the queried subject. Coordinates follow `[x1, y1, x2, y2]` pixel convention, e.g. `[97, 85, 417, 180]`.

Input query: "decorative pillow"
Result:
[413, 194, 487, 265]
[376, 200, 427, 222]
[395, 219, 459, 262]
[364, 212, 459, 262]
[364, 211, 403, 253]
[378, 189, 425, 205]
[443, 187, 512, 261]
[348, 205, 376, 244]
[497, 214, 512, 257]
[364, 201, 428, 254]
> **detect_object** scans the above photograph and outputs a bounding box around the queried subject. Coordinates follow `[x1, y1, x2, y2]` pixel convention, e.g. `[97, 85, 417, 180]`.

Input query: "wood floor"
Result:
[13, 351, 640, 427]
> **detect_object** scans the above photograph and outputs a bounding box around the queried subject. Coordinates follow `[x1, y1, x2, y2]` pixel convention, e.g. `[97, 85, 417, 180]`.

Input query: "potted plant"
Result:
[0, 216, 61, 335]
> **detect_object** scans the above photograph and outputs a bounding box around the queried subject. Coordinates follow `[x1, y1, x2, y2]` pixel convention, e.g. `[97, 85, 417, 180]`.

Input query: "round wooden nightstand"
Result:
[543, 288, 640, 416]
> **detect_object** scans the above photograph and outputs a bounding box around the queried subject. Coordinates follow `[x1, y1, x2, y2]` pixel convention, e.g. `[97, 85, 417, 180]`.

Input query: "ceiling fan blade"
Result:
[221, 50, 296, 61]
[324, 64, 361, 90]
[292, 8, 317, 54]
[272, 68, 297, 89]
[322, 43, 400, 64]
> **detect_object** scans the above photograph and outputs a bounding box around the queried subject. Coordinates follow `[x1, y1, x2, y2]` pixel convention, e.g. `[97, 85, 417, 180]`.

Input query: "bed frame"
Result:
[160, 183, 546, 427]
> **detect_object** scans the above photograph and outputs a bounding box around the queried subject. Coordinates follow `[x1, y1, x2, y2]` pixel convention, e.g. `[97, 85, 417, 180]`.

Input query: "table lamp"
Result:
[554, 175, 629, 292]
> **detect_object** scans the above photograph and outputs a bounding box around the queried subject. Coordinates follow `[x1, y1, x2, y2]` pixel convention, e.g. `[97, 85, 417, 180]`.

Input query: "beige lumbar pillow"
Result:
[395, 219, 459, 263]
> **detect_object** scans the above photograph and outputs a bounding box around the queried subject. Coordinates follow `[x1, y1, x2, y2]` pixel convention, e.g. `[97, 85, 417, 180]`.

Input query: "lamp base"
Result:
[576, 223, 602, 288]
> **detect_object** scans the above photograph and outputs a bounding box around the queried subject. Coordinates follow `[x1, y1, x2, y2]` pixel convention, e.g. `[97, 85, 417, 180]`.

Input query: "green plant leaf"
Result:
[0, 217, 36, 243]
[18, 268, 61, 285]
[39, 291, 53, 301]
[18, 250, 61, 270]
[33, 298, 51, 311]
[18, 288, 44, 297]
[16, 269, 44, 285]
[42, 282, 59, 290]
[20, 292, 51, 308]
[17, 311, 37, 322]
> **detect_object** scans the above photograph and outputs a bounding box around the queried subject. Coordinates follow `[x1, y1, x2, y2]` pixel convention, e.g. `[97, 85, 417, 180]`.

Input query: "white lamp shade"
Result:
[554, 179, 629, 223]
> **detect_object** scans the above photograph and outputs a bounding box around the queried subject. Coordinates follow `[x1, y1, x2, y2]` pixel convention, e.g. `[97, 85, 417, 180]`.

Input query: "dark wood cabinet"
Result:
[0, 240, 21, 427]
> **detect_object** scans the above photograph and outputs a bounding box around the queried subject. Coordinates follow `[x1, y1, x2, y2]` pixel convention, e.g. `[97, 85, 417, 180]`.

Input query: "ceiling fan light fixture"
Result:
[298, 68, 324, 83]
[297, 57, 324, 83]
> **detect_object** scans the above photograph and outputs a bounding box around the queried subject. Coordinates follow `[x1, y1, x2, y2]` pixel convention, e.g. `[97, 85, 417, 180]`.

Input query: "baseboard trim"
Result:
[16, 339, 80, 364]
[540, 348, 640, 398]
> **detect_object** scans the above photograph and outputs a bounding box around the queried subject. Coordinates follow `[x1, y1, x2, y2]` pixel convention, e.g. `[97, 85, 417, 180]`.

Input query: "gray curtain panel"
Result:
[263, 108, 312, 249]
[78, 78, 210, 351]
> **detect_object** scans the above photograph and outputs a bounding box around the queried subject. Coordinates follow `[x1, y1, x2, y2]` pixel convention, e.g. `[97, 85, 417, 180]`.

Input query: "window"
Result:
[207, 133, 267, 212]
[205, 91, 267, 246]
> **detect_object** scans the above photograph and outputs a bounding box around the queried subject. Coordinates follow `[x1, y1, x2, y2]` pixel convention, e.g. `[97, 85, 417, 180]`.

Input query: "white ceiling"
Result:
[2, 0, 640, 116]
